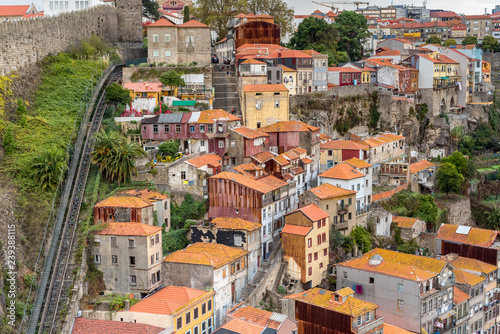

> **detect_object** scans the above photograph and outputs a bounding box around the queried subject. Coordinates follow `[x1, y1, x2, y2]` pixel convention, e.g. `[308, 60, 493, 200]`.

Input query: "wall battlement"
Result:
[0, 0, 142, 75]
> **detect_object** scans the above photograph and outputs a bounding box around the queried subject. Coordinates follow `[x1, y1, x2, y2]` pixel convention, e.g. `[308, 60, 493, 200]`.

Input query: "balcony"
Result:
[337, 204, 349, 215]
[334, 222, 349, 230]
[357, 316, 384, 334]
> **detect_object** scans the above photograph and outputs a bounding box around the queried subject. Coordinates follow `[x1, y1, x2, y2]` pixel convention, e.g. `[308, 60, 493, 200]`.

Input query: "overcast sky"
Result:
[0, 0, 497, 16]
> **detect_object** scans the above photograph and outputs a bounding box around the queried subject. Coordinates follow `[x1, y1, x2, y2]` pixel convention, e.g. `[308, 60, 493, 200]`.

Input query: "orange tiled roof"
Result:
[393, 216, 418, 229]
[258, 175, 288, 189]
[450, 256, 498, 275]
[178, 19, 209, 27]
[336, 287, 354, 297]
[230, 306, 284, 329]
[260, 120, 320, 132]
[243, 84, 288, 93]
[438, 54, 459, 64]
[282, 224, 312, 236]
[320, 140, 368, 150]
[212, 217, 262, 231]
[301, 158, 313, 164]
[319, 162, 365, 180]
[148, 17, 176, 27]
[319, 133, 332, 141]
[409, 160, 435, 174]
[210, 171, 274, 193]
[252, 151, 275, 163]
[96, 223, 162, 236]
[71, 318, 164, 334]
[187, 154, 222, 168]
[125, 285, 213, 316]
[453, 286, 471, 305]
[0, 5, 30, 16]
[219, 318, 266, 334]
[268, 50, 312, 59]
[123, 82, 163, 93]
[278, 64, 297, 72]
[164, 242, 248, 269]
[119, 189, 169, 202]
[328, 66, 362, 73]
[240, 58, 266, 65]
[197, 109, 241, 123]
[437, 224, 499, 248]
[289, 203, 329, 222]
[232, 126, 269, 139]
[95, 196, 153, 209]
[284, 288, 378, 317]
[292, 147, 307, 155]
[453, 269, 485, 286]
[383, 323, 414, 334]
[345, 157, 372, 169]
[375, 50, 401, 56]
[309, 183, 356, 199]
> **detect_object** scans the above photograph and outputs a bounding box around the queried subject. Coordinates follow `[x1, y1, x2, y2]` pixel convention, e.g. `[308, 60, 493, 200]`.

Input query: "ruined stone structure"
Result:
[0, 0, 142, 75]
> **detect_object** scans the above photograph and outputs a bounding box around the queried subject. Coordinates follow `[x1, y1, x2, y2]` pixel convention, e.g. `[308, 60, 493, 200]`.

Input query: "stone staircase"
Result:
[272, 262, 288, 292]
[212, 64, 241, 115]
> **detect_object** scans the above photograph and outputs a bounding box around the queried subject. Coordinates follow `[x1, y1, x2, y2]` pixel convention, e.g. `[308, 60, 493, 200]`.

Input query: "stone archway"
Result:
[440, 98, 447, 114]
[450, 96, 455, 109]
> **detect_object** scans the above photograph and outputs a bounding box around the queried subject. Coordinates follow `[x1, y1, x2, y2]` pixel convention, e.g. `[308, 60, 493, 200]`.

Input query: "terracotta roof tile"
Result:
[438, 54, 459, 64]
[450, 256, 498, 275]
[268, 50, 312, 59]
[178, 19, 209, 27]
[393, 216, 418, 229]
[292, 147, 307, 155]
[230, 306, 283, 329]
[260, 120, 319, 132]
[218, 318, 266, 334]
[71, 318, 164, 334]
[375, 50, 401, 56]
[240, 58, 266, 64]
[309, 183, 356, 199]
[345, 157, 372, 169]
[278, 64, 297, 72]
[96, 223, 162, 236]
[320, 140, 368, 150]
[258, 175, 288, 189]
[383, 323, 415, 334]
[95, 196, 153, 209]
[285, 288, 378, 317]
[282, 224, 312, 236]
[288, 203, 329, 222]
[119, 189, 169, 202]
[437, 224, 499, 248]
[453, 269, 485, 286]
[252, 151, 276, 163]
[125, 286, 214, 316]
[123, 82, 163, 92]
[232, 127, 269, 139]
[212, 217, 262, 231]
[453, 286, 471, 305]
[409, 159, 435, 174]
[197, 109, 241, 123]
[328, 67, 362, 73]
[301, 158, 313, 164]
[243, 84, 288, 92]
[210, 171, 275, 193]
[336, 287, 354, 297]
[164, 242, 248, 269]
[187, 154, 222, 168]
[319, 162, 365, 180]
[319, 133, 332, 141]
[148, 17, 176, 27]
[0, 5, 30, 16]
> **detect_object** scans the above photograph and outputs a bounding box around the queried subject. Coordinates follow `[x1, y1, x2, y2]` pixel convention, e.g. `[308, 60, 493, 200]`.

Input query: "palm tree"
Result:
[107, 140, 146, 184]
[487, 206, 500, 231]
[91, 129, 121, 178]
[450, 126, 464, 152]
[32, 148, 67, 190]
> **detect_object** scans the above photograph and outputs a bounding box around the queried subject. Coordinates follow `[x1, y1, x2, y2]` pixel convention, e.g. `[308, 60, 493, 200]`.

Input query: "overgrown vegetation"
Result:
[382, 191, 440, 229]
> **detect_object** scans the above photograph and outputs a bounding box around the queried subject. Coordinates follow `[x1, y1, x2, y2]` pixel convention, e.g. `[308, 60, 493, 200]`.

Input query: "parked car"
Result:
[223, 58, 230, 65]
[211, 54, 219, 64]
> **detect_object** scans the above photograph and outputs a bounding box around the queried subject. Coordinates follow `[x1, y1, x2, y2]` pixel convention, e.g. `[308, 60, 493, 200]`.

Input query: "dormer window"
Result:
[334, 295, 339, 302]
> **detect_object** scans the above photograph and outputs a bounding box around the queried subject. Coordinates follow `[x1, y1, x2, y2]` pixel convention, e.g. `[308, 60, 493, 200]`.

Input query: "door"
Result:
[231, 282, 236, 303]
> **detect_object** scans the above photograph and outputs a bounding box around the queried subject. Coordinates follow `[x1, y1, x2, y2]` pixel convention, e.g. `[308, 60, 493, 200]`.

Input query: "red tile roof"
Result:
[125, 285, 214, 316]
[290, 203, 329, 222]
[260, 120, 319, 132]
[71, 318, 164, 334]
[430, 11, 458, 18]
[268, 50, 312, 59]
[123, 82, 163, 93]
[383, 323, 415, 334]
[282, 224, 312, 236]
[197, 109, 241, 123]
[148, 17, 176, 27]
[217, 318, 266, 334]
[321, 140, 368, 150]
[319, 133, 331, 141]
[409, 159, 435, 174]
[465, 15, 491, 20]
[319, 162, 365, 180]
[232, 126, 270, 139]
[450, 256, 498, 275]
[0, 5, 30, 16]
[328, 66, 362, 73]
[230, 306, 285, 329]
[453, 286, 471, 304]
[164, 242, 248, 268]
[243, 84, 288, 92]
[375, 50, 401, 56]
[178, 19, 209, 27]
[212, 217, 262, 231]
[392, 216, 418, 229]
[240, 58, 266, 65]
[345, 157, 372, 169]
[96, 223, 162, 236]
[186, 154, 222, 168]
[95, 196, 153, 209]
[309, 183, 356, 199]
[438, 54, 459, 64]
[251, 151, 276, 163]
[119, 189, 169, 202]
[437, 224, 499, 248]
[210, 171, 283, 193]
[453, 268, 485, 286]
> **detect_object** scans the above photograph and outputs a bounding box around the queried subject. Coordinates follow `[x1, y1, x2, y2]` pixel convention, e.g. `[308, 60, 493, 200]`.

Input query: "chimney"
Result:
[124, 300, 130, 311]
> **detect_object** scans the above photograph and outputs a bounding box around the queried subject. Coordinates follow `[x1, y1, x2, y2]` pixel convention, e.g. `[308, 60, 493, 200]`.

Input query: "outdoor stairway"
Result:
[212, 64, 241, 116]
[272, 262, 288, 292]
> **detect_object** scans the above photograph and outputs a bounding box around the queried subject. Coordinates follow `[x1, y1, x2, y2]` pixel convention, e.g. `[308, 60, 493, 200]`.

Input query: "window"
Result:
[150, 236, 155, 246]
[112, 255, 118, 265]
[365, 312, 370, 322]
[343, 271, 347, 278]
[348, 212, 352, 220]
[194, 307, 199, 319]
[186, 35, 195, 48]
[153, 125, 158, 133]
[129, 256, 136, 266]
[153, 50, 159, 57]
[314, 252, 318, 260]
[218, 140, 224, 148]
[398, 283, 403, 292]
[369, 277, 374, 284]
[164, 125, 170, 133]
[319, 262, 323, 269]
[231, 264, 235, 274]
[186, 312, 191, 325]
[322, 233, 326, 243]
[202, 303, 206, 315]
[94, 254, 101, 263]
[422, 302, 426, 314]
[165, 34, 170, 42]
[130, 275, 137, 285]
[222, 268, 226, 278]
[317, 235, 321, 245]
[177, 317, 182, 330]
[153, 34, 159, 42]
[208, 300, 212, 311]
[308, 267, 312, 276]
[324, 249, 327, 256]
[397, 299, 404, 312]
[274, 101, 280, 108]
[151, 254, 154, 265]
[357, 315, 362, 326]
[207, 124, 213, 132]
[155, 234, 159, 244]
[128, 238, 135, 248]
[190, 125, 195, 133]
[200, 125, 205, 133]
[156, 252, 159, 262]
[308, 253, 312, 262]
[234, 235, 242, 247]
[111, 237, 117, 247]
[94, 237, 100, 247]
[176, 124, 181, 133]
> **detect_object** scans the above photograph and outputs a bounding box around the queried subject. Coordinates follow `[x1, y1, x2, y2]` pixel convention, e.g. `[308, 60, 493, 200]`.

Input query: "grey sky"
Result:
[0, 0, 497, 16]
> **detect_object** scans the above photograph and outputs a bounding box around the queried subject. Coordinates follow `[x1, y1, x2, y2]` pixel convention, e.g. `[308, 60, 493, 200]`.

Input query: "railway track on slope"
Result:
[27, 65, 123, 334]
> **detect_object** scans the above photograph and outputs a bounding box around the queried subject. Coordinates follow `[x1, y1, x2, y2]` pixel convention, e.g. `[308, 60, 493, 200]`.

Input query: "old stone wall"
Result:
[419, 87, 458, 116]
[436, 197, 472, 226]
[0, 0, 142, 75]
[246, 249, 283, 307]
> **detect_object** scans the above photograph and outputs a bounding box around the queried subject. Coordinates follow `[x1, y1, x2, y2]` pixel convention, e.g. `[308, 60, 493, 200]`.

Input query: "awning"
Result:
[441, 77, 449, 80]
[438, 310, 456, 320]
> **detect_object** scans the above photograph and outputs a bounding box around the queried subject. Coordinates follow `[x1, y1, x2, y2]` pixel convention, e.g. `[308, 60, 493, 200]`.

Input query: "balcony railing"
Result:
[337, 205, 349, 215]
[334, 222, 349, 230]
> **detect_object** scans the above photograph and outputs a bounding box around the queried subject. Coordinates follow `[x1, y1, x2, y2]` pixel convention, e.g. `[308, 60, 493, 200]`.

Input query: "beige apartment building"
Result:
[92, 222, 163, 299]
[241, 84, 289, 129]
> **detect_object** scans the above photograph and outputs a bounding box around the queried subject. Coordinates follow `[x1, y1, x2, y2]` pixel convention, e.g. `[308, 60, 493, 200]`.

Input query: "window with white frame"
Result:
[153, 50, 159, 57]
[165, 50, 171, 57]
[218, 140, 224, 148]
[112, 255, 118, 265]
[153, 34, 159, 42]
[130, 275, 137, 285]
[165, 34, 170, 42]
[94, 254, 101, 263]
[186, 35, 195, 48]
[128, 238, 135, 248]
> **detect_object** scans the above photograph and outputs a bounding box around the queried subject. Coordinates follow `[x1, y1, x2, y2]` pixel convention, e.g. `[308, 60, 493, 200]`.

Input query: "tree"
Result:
[247, 0, 294, 39]
[443, 39, 457, 47]
[442, 151, 467, 176]
[450, 126, 464, 152]
[334, 11, 370, 61]
[32, 148, 67, 190]
[437, 162, 464, 195]
[3, 125, 15, 155]
[143, 0, 161, 20]
[350, 225, 372, 253]
[158, 140, 180, 158]
[191, 0, 247, 40]
[486, 206, 500, 230]
[397, 239, 419, 254]
[159, 71, 186, 91]
[183, 5, 190, 23]
[415, 195, 438, 223]
[105, 83, 132, 112]
[170, 194, 207, 230]
[483, 35, 499, 52]
[462, 36, 478, 46]
[425, 35, 442, 45]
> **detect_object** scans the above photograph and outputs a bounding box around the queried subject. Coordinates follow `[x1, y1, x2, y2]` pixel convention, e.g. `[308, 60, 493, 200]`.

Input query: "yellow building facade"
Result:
[241, 84, 289, 129]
